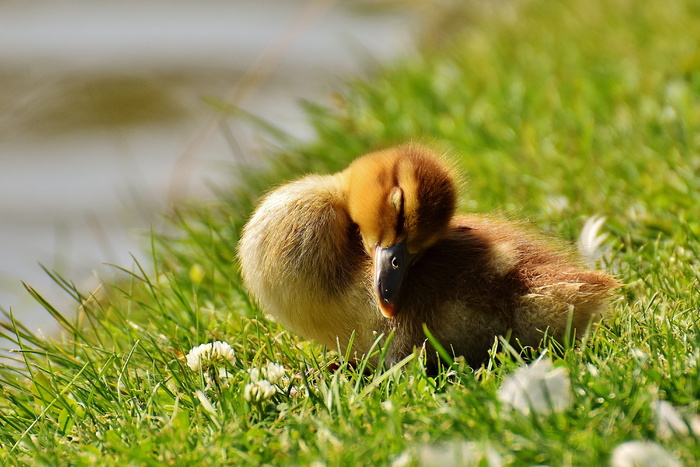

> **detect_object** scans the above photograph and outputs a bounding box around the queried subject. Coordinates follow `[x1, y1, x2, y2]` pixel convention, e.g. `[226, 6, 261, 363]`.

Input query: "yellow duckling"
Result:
[238, 145, 618, 368]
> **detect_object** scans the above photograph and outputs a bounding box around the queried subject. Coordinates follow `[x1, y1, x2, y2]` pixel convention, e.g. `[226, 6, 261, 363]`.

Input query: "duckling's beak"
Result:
[374, 240, 415, 318]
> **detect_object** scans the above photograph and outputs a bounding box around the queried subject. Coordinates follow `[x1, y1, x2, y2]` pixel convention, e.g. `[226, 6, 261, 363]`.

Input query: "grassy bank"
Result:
[2, 0, 700, 464]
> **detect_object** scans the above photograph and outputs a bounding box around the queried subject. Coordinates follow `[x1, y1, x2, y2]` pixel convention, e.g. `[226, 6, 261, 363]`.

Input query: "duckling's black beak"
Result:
[374, 240, 415, 318]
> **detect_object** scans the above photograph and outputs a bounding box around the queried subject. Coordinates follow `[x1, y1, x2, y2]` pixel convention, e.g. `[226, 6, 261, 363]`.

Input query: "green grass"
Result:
[2, 0, 700, 464]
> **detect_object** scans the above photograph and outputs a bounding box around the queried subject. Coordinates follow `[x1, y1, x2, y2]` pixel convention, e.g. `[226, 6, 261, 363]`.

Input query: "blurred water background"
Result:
[0, 0, 419, 334]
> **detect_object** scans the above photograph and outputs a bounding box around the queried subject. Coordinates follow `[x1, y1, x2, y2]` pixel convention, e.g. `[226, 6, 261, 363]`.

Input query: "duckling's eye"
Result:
[391, 256, 400, 270]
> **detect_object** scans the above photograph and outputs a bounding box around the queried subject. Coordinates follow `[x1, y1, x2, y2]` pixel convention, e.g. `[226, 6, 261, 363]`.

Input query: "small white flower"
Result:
[578, 215, 609, 268]
[610, 441, 681, 467]
[498, 358, 572, 415]
[244, 379, 276, 403]
[248, 367, 261, 383]
[249, 362, 287, 385]
[262, 362, 286, 385]
[186, 341, 235, 372]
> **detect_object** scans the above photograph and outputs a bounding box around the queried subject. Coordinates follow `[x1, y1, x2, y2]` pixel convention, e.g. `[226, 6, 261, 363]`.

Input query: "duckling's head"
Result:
[344, 145, 457, 318]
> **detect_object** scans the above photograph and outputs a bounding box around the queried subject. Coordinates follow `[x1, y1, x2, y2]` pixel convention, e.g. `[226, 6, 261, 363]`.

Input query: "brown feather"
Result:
[389, 215, 619, 368]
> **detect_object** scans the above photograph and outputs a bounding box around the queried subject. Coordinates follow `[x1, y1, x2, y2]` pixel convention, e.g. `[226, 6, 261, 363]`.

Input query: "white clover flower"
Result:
[186, 341, 235, 372]
[262, 362, 286, 385]
[610, 441, 681, 467]
[249, 362, 286, 384]
[381, 400, 394, 412]
[248, 367, 261, 382]
[244, 379, 276, 403]
[498, 358, 572, 415]
[244, 362, 288, 403]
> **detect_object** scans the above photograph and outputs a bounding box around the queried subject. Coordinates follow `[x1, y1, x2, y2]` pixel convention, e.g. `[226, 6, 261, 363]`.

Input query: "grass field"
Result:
[2, 0, 700, 465]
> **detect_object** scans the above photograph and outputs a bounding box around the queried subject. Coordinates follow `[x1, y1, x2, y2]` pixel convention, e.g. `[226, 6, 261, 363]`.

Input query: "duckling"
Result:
[238, 144, 618, 369]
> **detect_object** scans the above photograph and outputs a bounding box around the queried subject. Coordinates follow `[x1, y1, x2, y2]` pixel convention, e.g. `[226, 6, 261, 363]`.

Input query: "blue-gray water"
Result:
[0, 0, 416, 336]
